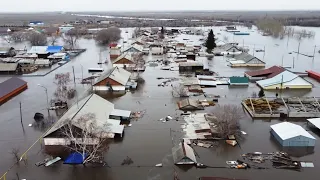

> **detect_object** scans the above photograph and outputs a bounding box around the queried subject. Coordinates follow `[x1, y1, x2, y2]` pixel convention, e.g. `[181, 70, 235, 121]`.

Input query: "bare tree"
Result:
[208, 104, 243, 139]
[27, 32, 47, 46]
[171, 84, 188, 97]
[63, 28, 85, 49]
[95, 27, 121, 46]
[132, 27, 140, 38]
[223, 35, 229, 42]
[53, 73, 72, 104]
[10, 148, 20, 163]
[9, 32, 26, 43]
[61, 113, 110, 164]
[48, 34, 59, 46]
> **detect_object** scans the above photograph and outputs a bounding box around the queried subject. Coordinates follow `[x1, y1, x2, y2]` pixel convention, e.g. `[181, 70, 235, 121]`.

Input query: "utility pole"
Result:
[72, 66, 79, 108]
[312, 45, 316, 62]
[263, 46, 266, 61]
[19, 102, 23, 125]
[280, 75, 284, 98]
[281, 55, 284, 67]
[297, 42, 301, 56]
[292, 57, 295, 69]
[253, 44, 255, 56]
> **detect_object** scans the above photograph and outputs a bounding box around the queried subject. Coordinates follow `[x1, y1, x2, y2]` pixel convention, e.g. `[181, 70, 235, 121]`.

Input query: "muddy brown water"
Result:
[1, 27, 320, 180]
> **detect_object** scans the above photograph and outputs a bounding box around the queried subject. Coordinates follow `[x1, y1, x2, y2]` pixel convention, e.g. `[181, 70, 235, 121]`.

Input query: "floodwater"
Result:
[1, 26, 320, 180]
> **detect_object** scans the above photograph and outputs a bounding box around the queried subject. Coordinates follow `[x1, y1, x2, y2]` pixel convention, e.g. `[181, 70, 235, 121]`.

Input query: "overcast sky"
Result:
[0, 0, 319, 12]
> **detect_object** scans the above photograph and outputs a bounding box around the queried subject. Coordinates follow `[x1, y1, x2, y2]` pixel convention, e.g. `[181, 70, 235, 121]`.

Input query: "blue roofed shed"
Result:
[64, 152, 88, 164]
[47, 46, 64, 53]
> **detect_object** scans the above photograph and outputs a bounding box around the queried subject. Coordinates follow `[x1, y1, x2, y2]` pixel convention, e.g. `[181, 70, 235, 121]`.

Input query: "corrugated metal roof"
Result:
[0, 77, 27, 98]
[232, 53, 264, 64]
[27, 46, 48, 54]
[94, 67, 131, 86]
[43, 94, 117, 138]
[0, 63, 18, 71]
[257, 70, 312, 88]
[229, 76, 249, 84]
[199, 80, 217, 86]
[270, 122, 315, 140]
[172, 143, 197, 164]
[179, 61, 203, 67]
[112, 53, 133, 64]
[245, 66, 285, 78]
[110, 109, 131, 118]
[307, 118, 320, 130]
[178, 98, 199, 108]
[123, 44, 143, 52]
[46, 46, 63, 53]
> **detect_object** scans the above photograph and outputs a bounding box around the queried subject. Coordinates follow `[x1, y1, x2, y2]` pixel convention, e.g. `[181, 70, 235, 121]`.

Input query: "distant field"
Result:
[1, 11, 320, 27]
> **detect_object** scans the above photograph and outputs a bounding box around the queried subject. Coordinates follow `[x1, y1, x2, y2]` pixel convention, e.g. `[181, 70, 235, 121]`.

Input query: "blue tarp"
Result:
[64, 152, 88, 164]
[46, 46, 63, 53]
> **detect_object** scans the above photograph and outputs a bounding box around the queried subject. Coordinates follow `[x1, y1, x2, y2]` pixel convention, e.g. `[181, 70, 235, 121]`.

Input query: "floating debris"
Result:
[155, 163, 163, 167]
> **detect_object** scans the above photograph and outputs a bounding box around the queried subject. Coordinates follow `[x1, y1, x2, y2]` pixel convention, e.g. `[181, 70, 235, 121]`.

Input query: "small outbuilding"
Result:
[229, 53, 265, 67]
[270, 122, 316, 147]
[172, 142, 197, 165]
[179, 61, 203, 72]
[228, 76, 249, 86]
[177, 98, 204, 111]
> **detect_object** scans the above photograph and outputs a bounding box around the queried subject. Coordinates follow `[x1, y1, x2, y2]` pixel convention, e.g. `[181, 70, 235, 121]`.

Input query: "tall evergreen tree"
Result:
[205, 29, 216, 53]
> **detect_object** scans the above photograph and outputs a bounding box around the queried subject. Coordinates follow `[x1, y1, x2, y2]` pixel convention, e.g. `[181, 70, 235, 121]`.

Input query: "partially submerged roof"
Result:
[178, 98, 200, 108]
[110, 109, 131, 118]
[0, 77, 27, 98]
[182, 113, 211, 139]
[213, 43, 240, 53]
[94, 67, 131, 86]
[123, 44, 143, 52]
[46, 46, 63, 53]
[43, 94, 124, 138]
[307, 118, 320, 130]
[232, 53, 265, 64]
[229, 76, 249, 84]
[27, 46, 48, 54]
[257, 70, 312, 88]
[245, 66, 285, 78]
[0, 63, 18, 72]
[179, 61, 203, 67]
[112, 53, 133, 64]
[270, 122, 315, 140]
[172, 142, 197, 164]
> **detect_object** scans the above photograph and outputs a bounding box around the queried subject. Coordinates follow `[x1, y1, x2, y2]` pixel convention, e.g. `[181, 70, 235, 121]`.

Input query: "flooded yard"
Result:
[1, 26, 320, 180]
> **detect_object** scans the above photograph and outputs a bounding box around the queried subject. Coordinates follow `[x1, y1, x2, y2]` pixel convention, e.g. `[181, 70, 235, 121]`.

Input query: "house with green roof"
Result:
[229, 76, 249, 86]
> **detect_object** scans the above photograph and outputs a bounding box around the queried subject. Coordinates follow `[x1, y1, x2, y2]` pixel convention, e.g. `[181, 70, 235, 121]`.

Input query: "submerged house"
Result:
[112, 53, 135, 68]
[270, 122, 316, 147]
[177, 98, 204, 111]
[0, 47, 16, 57]
[257, 70, 312, 90]
[27, 46, 64, 59]
[43, 94, 130, 153]
[245, 66, 285, 80]
[172, 142, 197, 165]
[0, 77, 27, 104]
[109, 44, 121, 59]
[212, 44, 242, 56]
[228, 76, 249, 86]
[229, 53, 265, 67]
[123, 44, 143, 53]
[93, 67, 131, 92]
[179, 61, 204, 72]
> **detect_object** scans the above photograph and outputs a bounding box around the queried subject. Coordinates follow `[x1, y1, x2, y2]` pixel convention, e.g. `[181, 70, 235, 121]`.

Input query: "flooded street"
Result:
[1, 26, 320, 180]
